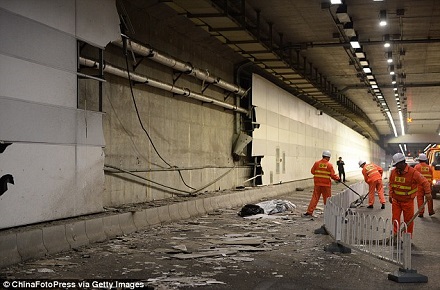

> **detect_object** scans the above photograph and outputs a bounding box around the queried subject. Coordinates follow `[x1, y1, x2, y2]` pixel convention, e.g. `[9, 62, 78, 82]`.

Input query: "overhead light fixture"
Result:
[391, 75, 396, 84]
[331, 0, 343, 4]
[384, 35, 391, 48]
[350, 37, 361, 49]
[359, 59, 369, 66]
[336, 4, 351, 23]
[354, 48, 366, 58]
[363, 67, 372, 73]
[343, 22, 356, 37]
[371, 84, 378, 89]
[366, 74, 375, 80]
[379, 10, 387, 26]
[387, 51, 393, 63]
[389, 64, 395, 75]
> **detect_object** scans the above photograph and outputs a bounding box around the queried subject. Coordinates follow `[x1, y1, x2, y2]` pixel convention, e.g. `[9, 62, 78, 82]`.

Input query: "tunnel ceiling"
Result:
[123, 0, 440, 155]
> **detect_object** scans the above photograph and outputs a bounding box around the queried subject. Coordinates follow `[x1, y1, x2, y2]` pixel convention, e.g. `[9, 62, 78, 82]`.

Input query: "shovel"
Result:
[385, 199, 428, 245]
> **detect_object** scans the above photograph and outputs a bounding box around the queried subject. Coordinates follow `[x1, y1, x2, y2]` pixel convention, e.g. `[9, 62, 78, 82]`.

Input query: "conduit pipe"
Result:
[112, 39, 248, 97]
[79, 57, 249, 115]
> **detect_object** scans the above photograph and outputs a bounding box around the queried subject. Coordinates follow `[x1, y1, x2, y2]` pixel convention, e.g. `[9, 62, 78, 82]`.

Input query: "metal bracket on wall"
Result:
[224, 91, 232, 101]
[173, 71, 184, 84]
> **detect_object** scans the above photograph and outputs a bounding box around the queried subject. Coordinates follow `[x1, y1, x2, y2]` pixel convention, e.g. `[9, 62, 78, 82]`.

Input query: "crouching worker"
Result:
[358, 160, 386, 209]
[389, 153, 432, 237]
[304, 150, 340, 217]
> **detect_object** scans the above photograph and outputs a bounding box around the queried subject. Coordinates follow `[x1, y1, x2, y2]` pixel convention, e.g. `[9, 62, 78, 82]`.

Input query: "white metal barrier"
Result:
[324, 182, 410, 267]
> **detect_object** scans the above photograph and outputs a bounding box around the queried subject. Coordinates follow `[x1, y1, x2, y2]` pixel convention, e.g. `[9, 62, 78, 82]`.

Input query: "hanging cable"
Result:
[122, 40, 196, 190]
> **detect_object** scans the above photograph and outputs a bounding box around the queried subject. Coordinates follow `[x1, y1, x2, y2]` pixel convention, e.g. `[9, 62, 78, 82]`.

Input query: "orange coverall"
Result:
[414, 162, 435, 216]
[362, 163, 386, 206]
[389, 165, 431, 236]
[306, 158, 340, 215]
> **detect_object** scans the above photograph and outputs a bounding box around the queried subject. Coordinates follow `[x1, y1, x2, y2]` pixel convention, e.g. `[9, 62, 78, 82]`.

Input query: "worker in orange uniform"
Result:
[389, 153, 432, 237]
[358, 160, 386, 209]
[304, 150, 340, 216]
[414, 153, 435, 217]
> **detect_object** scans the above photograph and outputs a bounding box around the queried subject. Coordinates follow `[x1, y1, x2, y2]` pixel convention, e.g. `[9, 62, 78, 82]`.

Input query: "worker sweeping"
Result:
[389, 153, 432, 237]
[304, 150, 340, 217]
[358, 160, 386, 209]
[414, 153, 435, 217]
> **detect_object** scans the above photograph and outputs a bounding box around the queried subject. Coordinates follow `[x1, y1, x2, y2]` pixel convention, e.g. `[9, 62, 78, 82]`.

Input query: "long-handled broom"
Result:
[339, 181, 369, 208]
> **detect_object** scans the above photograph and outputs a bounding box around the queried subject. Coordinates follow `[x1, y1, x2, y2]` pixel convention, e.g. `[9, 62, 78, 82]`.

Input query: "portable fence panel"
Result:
[325, 182, 409, 267]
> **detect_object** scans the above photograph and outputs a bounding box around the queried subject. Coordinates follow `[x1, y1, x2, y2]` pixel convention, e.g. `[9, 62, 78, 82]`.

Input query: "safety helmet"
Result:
[418, 153, 428, 161]
[392, 153, 406, 166]
[358, 160, 366, 167]
[322, 150, 331, 157]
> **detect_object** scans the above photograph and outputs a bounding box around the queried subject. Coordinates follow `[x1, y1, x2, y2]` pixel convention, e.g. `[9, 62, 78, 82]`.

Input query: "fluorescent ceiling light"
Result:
[336, 5, 351, 23]
[359, 59, 369, 66]
[355, 48, 366, 58]
[363, 67, 371, 73]
[387, 51, 393, 63]
[331, 0, 342, 4]
[379, 10, 387, 26]
[384, 35, 391, 48]
[399, 110, 405, 136]
[350, 38, 361, 49]
[386, 111, 398, 137]
[367, 75, 375, 80]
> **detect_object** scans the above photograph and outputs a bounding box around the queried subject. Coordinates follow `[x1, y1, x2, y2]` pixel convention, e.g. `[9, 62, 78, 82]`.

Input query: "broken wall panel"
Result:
[0, 2, 115, 229]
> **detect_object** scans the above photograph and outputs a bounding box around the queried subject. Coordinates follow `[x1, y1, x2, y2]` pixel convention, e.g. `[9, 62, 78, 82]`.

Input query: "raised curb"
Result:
[65, 220, 89, 249]
[42, 225, 70, 254]
[178, 202, 191, 219]
[145, 207, 161, 226]
[118, 212, 137, 234]
[102, 215, 123, 238]
[85, 218, 106, 243]
[16, 229, 47, 260]
[168, 203, 182, 222]
[132, 210, 148, 229]
[157, 206, 171, 224]
[0, 233, 20, 267]
[186, 200, 198, 217]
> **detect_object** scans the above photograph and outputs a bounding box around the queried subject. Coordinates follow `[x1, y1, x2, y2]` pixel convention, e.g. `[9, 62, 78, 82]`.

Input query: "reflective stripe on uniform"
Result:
[314, 169, 330, 179]
[391, 184, 418, 195]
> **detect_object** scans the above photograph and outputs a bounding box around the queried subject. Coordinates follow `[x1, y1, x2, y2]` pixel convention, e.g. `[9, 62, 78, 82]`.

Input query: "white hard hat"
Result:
[392, 153, 406, 166]
[322, 150, 331, 157]
[418, 153, 428, 161]
[358, 160, 366, 167]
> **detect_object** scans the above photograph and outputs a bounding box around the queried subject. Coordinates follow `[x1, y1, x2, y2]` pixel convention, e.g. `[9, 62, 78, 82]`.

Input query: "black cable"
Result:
[122, 41, 196, 190]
